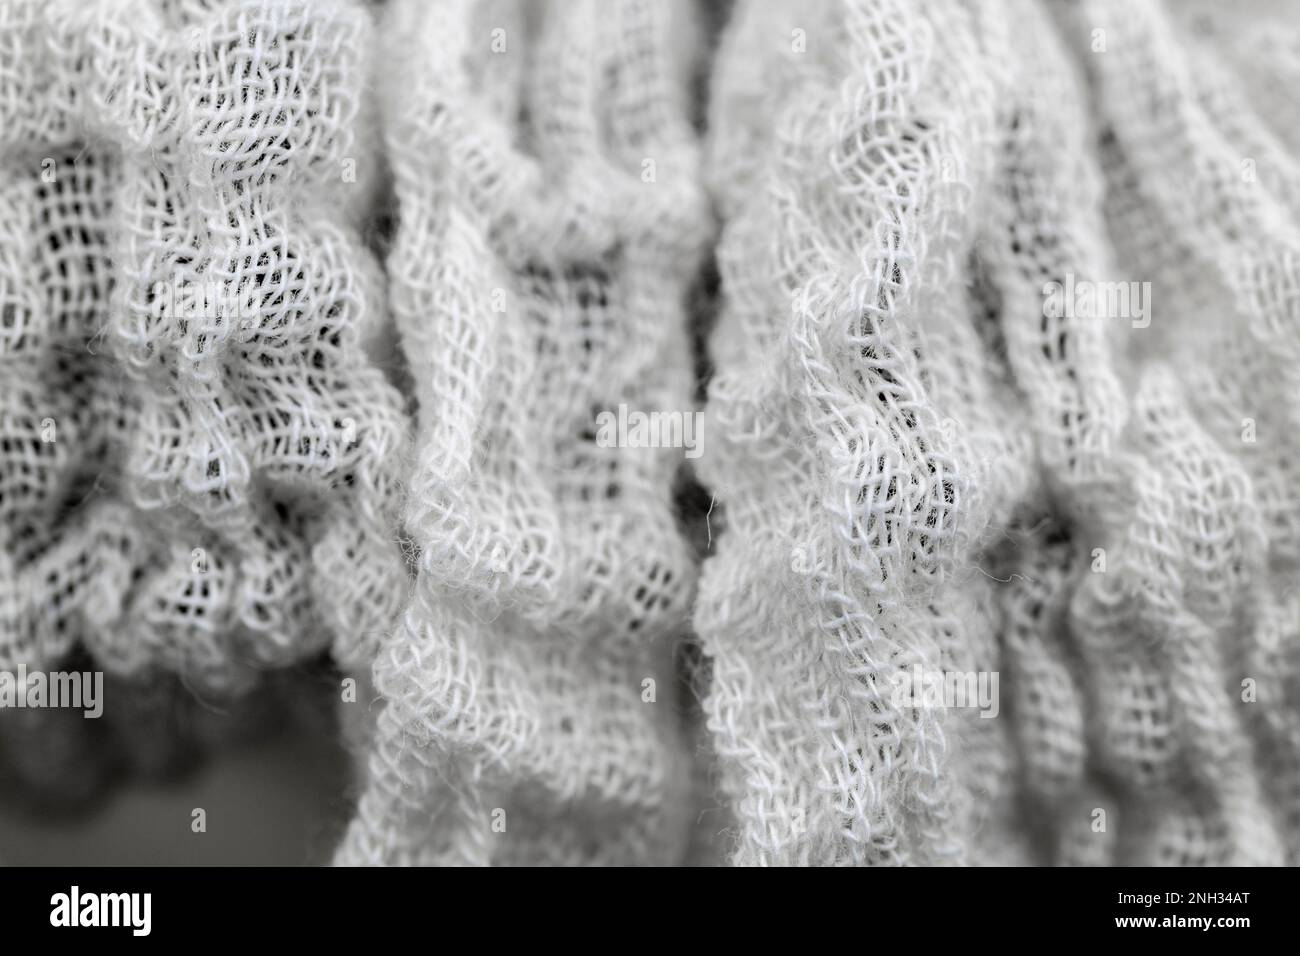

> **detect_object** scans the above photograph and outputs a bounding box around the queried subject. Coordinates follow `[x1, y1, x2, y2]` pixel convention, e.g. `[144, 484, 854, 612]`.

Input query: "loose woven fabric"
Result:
[2, 0, 1300, 867]
[335, 0, 709, 865]
[0, 0, 407, 806]
[695, 0, 1299, 866]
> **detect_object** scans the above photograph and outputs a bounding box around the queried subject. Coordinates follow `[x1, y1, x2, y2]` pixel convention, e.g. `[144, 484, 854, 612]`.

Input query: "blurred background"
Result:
[0, 659, 354, 865]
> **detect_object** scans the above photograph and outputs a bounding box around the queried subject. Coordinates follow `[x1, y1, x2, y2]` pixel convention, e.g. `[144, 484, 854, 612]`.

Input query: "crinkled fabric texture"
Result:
[0, 0, 407, 684]
[335, 0, 709, 867]
[3, 0, 1300, 867]
[697, 0, 1300, 866]
[0, 0, 407, 799]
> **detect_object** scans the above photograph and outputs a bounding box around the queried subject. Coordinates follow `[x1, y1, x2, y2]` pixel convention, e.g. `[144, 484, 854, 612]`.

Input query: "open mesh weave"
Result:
[695, 0, 1299, 866]
[0, 0, 407, 813]
[1053, 0, 1295, 867]
[335, 0, 709, 865]
[3, 0, 1299, 867]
